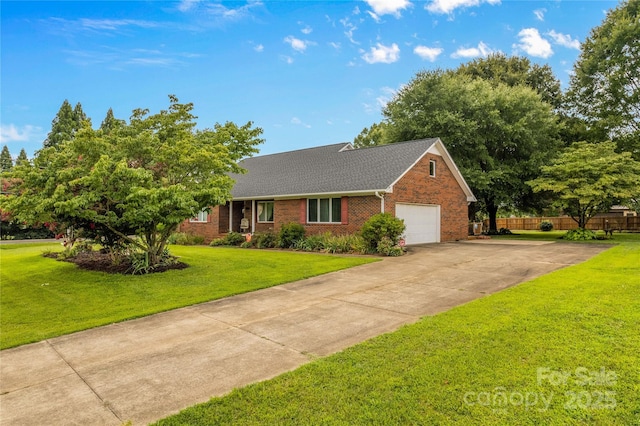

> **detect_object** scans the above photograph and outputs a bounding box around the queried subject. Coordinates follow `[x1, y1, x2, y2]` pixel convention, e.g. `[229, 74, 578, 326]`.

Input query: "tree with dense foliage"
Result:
[0, 146, 12, 172]
[353, 122, 389, 148]
[99, 108, 125, 134]
[567, 0, 640, 159]
[43, 100, 91, 149]
[43, 100, 74, 149]
[73, 102, 91, 130]
[528, 141, 640, 228]
[456, 53, 562, 108]
[16, 149, 29, 166]
[361, 70, 560, 232]
[3, 96, 263, 270]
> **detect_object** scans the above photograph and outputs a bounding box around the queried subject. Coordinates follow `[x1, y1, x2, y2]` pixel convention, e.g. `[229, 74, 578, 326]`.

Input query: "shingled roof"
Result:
[230, 138, 475, 201]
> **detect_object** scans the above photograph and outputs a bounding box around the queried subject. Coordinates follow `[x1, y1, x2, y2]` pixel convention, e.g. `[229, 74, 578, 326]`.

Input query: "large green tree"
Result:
[16, 149, 29, 166]
[99, 108, 125, 134]
[363, 71, 560, 231]
[528, 141, 640, 228]
[43, 100, 91, 149]
[0, 146, 12, 172]
[456, 53, 562, 108]
[3, 96, 263, 269]
[567, 0, 640, 158]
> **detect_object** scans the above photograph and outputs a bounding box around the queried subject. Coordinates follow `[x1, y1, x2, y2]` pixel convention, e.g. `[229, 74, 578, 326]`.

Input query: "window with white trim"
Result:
[308, 198, 341, 223]
[257, 201, 274, 223]
[429, 159, 436, 177]
[190, 209, 208, 223]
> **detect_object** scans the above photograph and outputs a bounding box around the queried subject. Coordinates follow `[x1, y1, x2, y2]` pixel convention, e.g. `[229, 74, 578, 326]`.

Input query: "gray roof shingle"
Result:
[230, 138, 439, 199]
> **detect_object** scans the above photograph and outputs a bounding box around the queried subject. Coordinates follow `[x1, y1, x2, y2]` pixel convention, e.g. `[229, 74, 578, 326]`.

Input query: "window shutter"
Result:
[299, 199, 306, 224]
[341, 197, 348, 225]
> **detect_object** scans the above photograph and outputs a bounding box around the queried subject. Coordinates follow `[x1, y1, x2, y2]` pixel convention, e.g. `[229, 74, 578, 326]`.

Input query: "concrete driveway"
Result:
[0, 240, 609, 425]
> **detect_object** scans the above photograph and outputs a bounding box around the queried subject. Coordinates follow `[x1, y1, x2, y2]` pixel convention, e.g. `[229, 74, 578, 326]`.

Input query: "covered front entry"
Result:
[395, 203, 440, 245]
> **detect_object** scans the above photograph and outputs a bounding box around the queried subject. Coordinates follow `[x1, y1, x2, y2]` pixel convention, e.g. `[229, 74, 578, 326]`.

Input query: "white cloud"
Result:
[363, 86, 398, 114]
[280, 55, 294, 64]
[284, 36, 312, 53]
[376, 86, 397, 108]
[78, 18, 159, 31]
[426, 0, 500, 14]
[451, 41, 493, 58]
[414, 45, 443, 61]
[362, 43, 400, 64]
[365, 0, 412, 17]
[0, 124, 41, 144]
[64, 47, 199, 69]
[126, 57, 179, 66]
[204, 1, 263, 21]
[340, 17, 359, 44]
[329, 41, 341, 50]
[254, 44, 264, 52]
[547, 30, 580, 50]
[514, 28, 553, 58]
[367, 11, 382, 22]
[291, 117, 311, 128]
[300, 25, 313, 34]
[177, 0, 200, 12]
[533, 8, 546, 21]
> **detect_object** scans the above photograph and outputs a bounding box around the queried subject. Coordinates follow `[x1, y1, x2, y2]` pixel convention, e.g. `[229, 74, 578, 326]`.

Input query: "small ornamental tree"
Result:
[2, 96, 263, 269]
[528, 141, 640, 228]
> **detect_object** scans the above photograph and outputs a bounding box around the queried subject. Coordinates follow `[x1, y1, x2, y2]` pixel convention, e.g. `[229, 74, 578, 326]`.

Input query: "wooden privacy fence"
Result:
[487, 216, 640, 231]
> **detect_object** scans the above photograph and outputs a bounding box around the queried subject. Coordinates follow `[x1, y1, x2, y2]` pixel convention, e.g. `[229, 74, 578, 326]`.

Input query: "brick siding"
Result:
[386, 153, 468, 241]
[177, 205, 221, 243]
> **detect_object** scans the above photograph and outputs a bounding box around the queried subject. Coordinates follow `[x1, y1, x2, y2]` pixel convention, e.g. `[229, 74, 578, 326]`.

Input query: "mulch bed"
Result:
[44, 251, 189, 274]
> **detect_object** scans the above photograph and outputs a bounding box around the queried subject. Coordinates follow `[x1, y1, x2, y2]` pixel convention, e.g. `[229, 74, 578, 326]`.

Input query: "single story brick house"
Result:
[179, 138, 476, 245]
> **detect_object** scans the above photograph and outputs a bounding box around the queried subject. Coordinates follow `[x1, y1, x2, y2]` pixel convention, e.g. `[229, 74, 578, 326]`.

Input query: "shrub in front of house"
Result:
[169, 232, 205, 245]
[376, 236, 404, 257]
[539, 220, 554, 232]
[563, 228, 597, 241]
[252, 231, 278, 249]
[210, 231, 245, 247]
[324, 234, 366, 254]
[278, 222, 306, 248]
[293, 233, 328, 251]
[360, 213, 406, 254]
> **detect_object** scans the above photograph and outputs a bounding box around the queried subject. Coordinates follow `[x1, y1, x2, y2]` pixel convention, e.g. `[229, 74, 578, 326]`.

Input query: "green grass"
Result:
[492, 229, 640, 244]
[0, 244, 375, 349]
[155, 236, 640, 425]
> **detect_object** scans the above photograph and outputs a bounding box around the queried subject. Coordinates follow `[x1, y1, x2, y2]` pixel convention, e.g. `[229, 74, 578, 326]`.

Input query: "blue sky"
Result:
[1, 0, 617, 157]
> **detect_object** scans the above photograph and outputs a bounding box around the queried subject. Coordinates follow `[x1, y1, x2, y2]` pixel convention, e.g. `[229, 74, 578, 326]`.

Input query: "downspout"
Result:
[375, 191, 385, 213]
[251, 199, 256, 234]
[229, 201, 233, 232]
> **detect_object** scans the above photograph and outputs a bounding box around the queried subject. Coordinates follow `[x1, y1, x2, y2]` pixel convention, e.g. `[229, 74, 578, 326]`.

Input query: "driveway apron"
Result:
[0, 241, 609, 425]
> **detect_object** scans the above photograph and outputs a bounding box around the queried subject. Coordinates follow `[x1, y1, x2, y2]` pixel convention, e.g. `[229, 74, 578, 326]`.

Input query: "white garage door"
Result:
[395, 203, 440, 245]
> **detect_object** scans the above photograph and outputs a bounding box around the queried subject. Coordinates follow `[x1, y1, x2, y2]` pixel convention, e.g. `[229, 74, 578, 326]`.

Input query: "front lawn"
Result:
[155, 239, 640, 425]
[0, 244, 376, 350]
[492, 229, 640, 244]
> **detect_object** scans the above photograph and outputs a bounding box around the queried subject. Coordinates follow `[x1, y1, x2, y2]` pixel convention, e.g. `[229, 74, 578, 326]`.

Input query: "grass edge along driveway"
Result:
[155, 238, 640, 425]
[0, 244, 376, 350]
